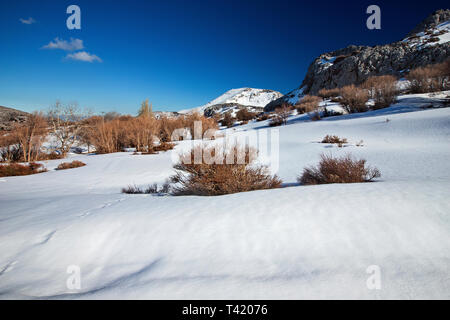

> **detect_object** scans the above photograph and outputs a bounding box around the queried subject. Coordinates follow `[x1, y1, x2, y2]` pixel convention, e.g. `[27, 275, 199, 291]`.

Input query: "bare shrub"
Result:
[38, 152, 65, 160]
[268, 116, 284, 127]
[298, 153, 381, 185]
[183, 112, 218, 138]
[170, 145, 282, 196]
[158, 116, 186, 142]
[362, 75, 398, 109]
[0, 162, 47, 177]
[152, 142, 175, 152]
[330, 96, 342, 103]
[221, 112, 235, 128]
[159, 113, 217, 141]
[11, 112, 48, 163]
[56, 160, 86, 170]
[256, 114, 269, 122]
[340, 85, 369, 113]
[103, 112, 121, 121]
[0, 133, 22, 162]
[122, 182, 171, 194]
[236, 109, 256, 122]
[87, 118, 126, 154]
[86, 111, 216, 154]
[145, 183, 159, 194]
[270, 104, 291, 126]
[322, 107, 343, 118]
[318, 88, 340, 99]
[406, 60, 450, 93]
[128, 116, 160, 152]
[121, 184, 144, 194]
[321, 135, 348, 145]
[74, 102, 218, 155]
[296, 95, 322, 120]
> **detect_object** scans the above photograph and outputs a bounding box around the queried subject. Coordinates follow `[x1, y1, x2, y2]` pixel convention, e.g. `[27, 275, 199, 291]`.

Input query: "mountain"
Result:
[179, 88, 283, 116]
[0, 106, 29, 131]
[265, 9, 450, 111]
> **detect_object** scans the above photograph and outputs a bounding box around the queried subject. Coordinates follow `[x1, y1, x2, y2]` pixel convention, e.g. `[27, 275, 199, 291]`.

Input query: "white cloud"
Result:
[19, 17, 36, 24]
[65, 51, 102, 63]
[43, 38, 84, 51]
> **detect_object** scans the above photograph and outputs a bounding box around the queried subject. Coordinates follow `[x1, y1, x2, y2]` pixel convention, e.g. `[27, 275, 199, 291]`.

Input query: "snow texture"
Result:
[0, 92, 450, 299]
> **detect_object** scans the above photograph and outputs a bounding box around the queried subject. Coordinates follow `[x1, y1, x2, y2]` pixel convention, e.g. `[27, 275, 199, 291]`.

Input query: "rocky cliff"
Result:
[265, 10, 450, 111]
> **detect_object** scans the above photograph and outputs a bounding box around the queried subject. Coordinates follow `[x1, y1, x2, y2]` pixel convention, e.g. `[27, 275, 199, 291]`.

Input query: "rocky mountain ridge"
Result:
[265, 9, 450, 111]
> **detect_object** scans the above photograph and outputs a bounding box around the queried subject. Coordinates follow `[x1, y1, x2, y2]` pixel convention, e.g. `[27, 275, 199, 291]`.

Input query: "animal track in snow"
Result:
[0, 261, 17, 276]
[35, 230, 57, 246]
[77, 198, 126, 218]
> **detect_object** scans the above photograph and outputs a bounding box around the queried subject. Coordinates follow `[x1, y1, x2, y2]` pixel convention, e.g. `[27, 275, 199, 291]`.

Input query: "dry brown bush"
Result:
[268, 116, 284, 127]
[37, 152, 65, 161]
[0, 133, 22, 162]
[147, 142, 175, 153]
[321, 135, 348, 145]
[122, 181, 171, 194]
[183, 112, 218, 139]
[128, 116, 160, 152]
[56, 160, 86, 170]
[87, 118, 126, 154]
[256, 114, 270, 122]
[339, 85, 369, 113]
[121, 184, 145, 194]
[221, 112, 235, 128]
[318, 88, 340, 99]
[362, 75, 398, 109]
[170, 145, 282, 196]
[296, 95, 322, 119]
[158, 116, 186, 142]
[10, 112, 48, 163]
[298, 153, 381, 185]
[270, 105, 291, 126]
[236, 109, 256, 122]
[85, 111, 217, 154]
[406, 60, 450, 93]
[0, 162, 47, 177]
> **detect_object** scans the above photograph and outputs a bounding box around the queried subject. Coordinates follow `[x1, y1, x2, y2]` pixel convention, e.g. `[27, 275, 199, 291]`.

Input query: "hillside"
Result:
[179, 88, 282, 116]
[266, 9, 450, 111]
[0, 106, 28, 130]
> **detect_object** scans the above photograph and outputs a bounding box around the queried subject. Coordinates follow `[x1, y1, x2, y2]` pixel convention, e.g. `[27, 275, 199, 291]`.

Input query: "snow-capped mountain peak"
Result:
[179, 88, 283, 114]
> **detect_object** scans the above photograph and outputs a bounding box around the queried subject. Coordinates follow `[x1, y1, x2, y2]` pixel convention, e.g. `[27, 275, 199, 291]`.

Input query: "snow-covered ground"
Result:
[1, 92, 449, 299]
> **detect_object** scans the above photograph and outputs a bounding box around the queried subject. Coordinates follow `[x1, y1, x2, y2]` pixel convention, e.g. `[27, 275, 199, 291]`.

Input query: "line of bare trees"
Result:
[1, 100, 218, 163]
[0, 102, 87, 163]
[79, 111, 217, 154]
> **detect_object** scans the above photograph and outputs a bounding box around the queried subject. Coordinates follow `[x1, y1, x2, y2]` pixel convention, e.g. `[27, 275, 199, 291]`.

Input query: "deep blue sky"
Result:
[0, 0, 448, 114]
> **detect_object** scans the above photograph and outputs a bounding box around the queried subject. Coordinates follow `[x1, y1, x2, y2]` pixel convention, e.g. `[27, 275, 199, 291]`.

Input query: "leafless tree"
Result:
[47, 101, 85, 156]
[12, 112, 48, 162]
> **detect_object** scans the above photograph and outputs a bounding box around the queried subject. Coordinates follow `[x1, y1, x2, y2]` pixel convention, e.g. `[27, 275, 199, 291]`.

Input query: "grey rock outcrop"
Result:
[265, 10, 450, 111]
